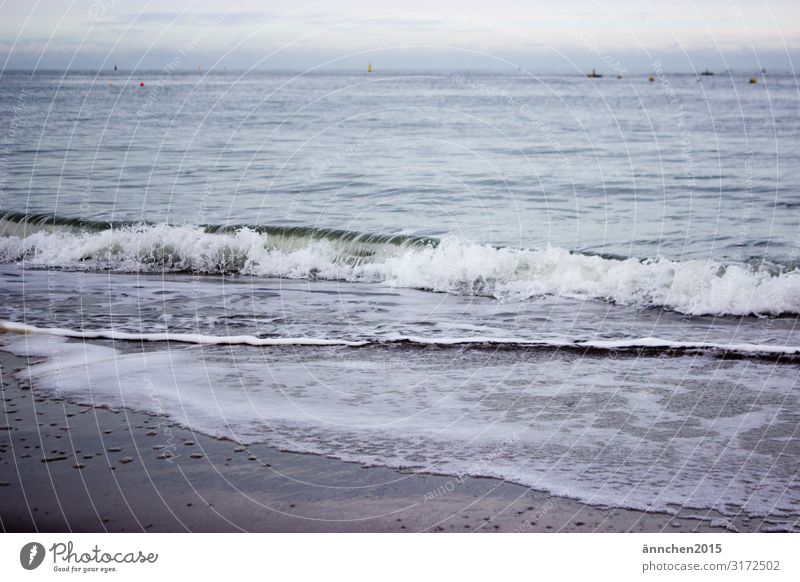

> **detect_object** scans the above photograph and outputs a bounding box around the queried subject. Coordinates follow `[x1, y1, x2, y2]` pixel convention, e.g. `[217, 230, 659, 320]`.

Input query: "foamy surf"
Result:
[2, 332, 798, 531]
[2, 212, 800, 316]
[3, 320, 799, 357]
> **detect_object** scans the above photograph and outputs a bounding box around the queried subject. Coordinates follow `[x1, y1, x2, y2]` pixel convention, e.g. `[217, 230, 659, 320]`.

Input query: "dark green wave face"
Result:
[0, 211, 439, 248]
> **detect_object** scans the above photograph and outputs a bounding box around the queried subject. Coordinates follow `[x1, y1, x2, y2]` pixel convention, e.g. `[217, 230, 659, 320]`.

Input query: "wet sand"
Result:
[0, 348, 764, 533]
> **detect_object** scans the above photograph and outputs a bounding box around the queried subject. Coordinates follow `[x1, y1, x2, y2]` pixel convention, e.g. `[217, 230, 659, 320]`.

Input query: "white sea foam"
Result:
[2, 222, 799, 316]
[3, 320, 799, 356]
[0, 320, 366, 346]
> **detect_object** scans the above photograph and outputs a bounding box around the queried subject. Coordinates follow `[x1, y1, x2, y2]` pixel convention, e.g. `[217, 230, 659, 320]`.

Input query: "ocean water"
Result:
[1, 70, 799, 529]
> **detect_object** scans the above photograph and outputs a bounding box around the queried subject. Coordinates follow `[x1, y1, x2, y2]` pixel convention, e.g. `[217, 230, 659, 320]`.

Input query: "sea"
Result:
[1, 69, 799, 530]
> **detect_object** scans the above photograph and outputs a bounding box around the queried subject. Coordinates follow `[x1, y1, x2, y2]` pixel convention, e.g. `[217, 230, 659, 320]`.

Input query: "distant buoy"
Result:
[367, 63, 372, 73]
[140, 81, 144, 87]
[616, 74, 622, 79]
[749, 77, 757, 84]
[648, 75, 655, 82]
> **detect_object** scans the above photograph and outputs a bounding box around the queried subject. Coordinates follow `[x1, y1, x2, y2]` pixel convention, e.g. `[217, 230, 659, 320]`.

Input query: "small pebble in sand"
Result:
[247, 455, 257, 461]
[184, 441, 195, 446]
[106, 447, 122, 452]
[145, 431, 157, 436]
[119, 456, 134, 464]
[73, 464, 86, 470]
[0, 481, 9, 487]
[234, 446, 247, 453]
[190, 453, 203, 459]
[41, 455, 68, 463]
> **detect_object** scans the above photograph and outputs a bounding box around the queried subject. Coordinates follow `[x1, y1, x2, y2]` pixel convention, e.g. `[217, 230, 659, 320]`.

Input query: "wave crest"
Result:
[1, 212, 799, 316]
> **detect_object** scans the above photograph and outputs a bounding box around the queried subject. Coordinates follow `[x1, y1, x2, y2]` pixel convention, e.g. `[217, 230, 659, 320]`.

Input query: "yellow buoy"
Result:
[368, 63, 372, 73]
[749, 77, 757, 84]
[648, 75, 655, 82]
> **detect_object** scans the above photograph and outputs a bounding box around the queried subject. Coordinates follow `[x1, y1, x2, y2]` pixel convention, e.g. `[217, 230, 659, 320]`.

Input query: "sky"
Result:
[0, 0, 798, 73]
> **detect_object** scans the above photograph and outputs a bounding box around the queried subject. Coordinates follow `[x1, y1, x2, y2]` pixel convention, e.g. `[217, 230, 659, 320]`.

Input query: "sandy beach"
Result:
[1, 347, 769, 533]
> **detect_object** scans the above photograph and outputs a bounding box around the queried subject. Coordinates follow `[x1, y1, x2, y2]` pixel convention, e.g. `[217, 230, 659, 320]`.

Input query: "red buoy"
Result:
[139, 81, 144, 87]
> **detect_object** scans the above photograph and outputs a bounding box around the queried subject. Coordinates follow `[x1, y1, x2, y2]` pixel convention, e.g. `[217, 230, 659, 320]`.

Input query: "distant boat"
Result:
[367, 63, 372, 73]
[586, 68, 602, 78]
[700, 69, 714, 76]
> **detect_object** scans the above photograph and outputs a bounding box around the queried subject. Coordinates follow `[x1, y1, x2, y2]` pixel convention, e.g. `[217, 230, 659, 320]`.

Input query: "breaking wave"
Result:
[2, 212, 799, 317]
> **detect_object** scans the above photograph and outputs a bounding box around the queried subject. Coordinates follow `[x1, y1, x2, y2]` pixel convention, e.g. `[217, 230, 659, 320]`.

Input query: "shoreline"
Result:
[0, 347, 770, 533]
